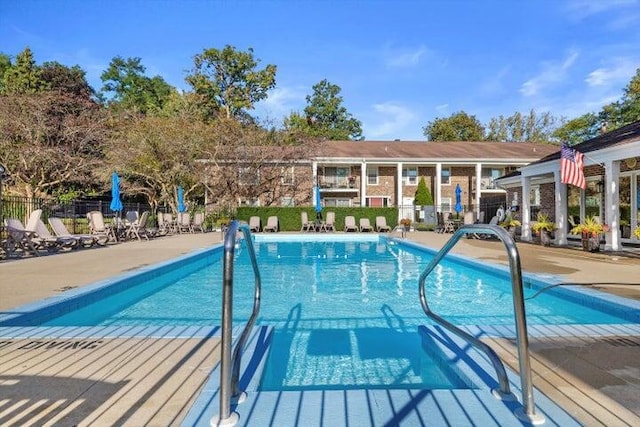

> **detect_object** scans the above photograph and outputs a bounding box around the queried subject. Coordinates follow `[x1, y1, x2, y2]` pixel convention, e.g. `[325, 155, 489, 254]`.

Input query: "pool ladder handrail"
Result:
[212, 220, 261, 427]
[418, 224, 545, 425]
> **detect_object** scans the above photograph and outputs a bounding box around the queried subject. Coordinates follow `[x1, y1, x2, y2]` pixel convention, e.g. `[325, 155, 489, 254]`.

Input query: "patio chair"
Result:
[4, 217, 43, 256]
[264, 216, 279, 232]
[300, 212, 314, 232]
[192, 212, 205, 233]
[34, 218, 78, 250]
[177, 212, 193, 233]
[249, 216, 261, 232]
[48, 217, 103, 247]
[359, 217, 373, 232]
[375, 216, 391, 232]
[126, 210, 152, 241]
[87, 211, 116, 242]
[319, 211, 335, 232]
[344, 215, 358, 232]
[442, 212, 455, 233]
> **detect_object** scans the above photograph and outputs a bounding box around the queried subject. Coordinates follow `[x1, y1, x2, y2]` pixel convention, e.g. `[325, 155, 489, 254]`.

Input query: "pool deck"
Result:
[1, 231, 639, 426]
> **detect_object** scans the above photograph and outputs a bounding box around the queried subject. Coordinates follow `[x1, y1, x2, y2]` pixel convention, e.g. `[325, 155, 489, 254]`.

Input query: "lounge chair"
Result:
[359, 218, 373, 232]
[344, 215, 358, 232]
[249, 216, 261, 232]
[48, 217, 103, 247]
[24, 209, 72, 251]
[375, 216, 391, 232]
[4, 217, 43, 256]
[300, 212, 314, 232]
[319, 211, 335, 232]
[192, 212, 205, 233]
[87, 211, 116, 242]
[34, 218, 78, 250]
[177, 212, 193, 233]
[126, 210, 152, 240]
[264, 216, 278, 232]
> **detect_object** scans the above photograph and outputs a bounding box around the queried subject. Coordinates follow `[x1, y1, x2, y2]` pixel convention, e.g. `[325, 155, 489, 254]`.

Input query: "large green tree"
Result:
[485, 110, 557, 142]
[101, 56, 174, 114]
[423, 111, 484, 141]
[552, 113, 600, 146]
[284, 79, 363, 140]
[185, 45, 277, 121]
[1, 47, 47, 94]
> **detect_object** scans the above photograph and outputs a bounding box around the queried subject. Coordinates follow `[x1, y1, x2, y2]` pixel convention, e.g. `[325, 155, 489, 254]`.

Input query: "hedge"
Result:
[235, 207, 398, 232]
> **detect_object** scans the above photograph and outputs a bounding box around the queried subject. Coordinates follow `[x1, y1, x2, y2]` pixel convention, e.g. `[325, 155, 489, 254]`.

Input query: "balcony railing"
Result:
[319, 177, 357, 190]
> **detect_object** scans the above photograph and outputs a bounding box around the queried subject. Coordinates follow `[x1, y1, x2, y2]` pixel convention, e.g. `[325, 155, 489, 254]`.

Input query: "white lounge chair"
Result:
[249, 216, 261, 232]
[344, 216, 358, 232]
[359, 218, 373, 232]
[48, 217, 103, 247]
[264, 216, 278, 232]
[34, 218, 78, 250]
[300, 212, 314, 232]
[4, 217, 43, 256]
[87, 211, 116, 242]
[126, 210, 151, 240]
[192, 212, 205, 233]
[322, 211, 336, 232]
[375, 216, 391, 232]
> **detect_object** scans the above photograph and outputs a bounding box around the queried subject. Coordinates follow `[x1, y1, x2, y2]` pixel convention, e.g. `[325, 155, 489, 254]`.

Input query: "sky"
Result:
[2, 0, 640, 141]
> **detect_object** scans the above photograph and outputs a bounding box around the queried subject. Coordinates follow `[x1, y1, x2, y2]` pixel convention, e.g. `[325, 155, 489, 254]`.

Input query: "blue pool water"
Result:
[33, 236, 633, 391]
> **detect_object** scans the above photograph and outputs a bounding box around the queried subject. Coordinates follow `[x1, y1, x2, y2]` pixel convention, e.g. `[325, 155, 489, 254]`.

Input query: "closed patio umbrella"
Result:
[177, 186, 186, 213]
[314, 185, 322, 220]
[110, 172, 123, 213]
[455, 184, 463, 215]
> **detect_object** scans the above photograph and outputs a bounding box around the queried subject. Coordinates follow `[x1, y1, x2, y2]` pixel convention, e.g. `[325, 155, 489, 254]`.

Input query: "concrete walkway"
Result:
[1, 230, 639, 426]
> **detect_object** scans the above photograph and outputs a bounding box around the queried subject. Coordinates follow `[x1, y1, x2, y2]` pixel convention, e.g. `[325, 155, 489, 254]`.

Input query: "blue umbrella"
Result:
[314, 185, 322, 220]
[454, 184, 463, 214]
[109, 172, 123, 213]
[177, 186, 186, 213]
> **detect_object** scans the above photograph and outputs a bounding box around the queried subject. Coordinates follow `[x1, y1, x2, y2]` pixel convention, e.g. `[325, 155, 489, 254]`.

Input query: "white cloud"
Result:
[255, 86, 307, 121]
[520, 51, 579, 97]
[363, 102, 418, 139]
[479, 66, 511, 96]
[384, 45, 429, 68]
[585, 58, 639, 87]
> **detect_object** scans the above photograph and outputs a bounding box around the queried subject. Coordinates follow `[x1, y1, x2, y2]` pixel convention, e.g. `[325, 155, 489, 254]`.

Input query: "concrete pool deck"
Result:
[1, 231, 639, 425]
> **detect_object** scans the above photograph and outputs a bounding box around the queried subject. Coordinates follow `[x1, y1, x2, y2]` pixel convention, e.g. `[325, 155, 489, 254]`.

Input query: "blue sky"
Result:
[2, 0, 640, 140]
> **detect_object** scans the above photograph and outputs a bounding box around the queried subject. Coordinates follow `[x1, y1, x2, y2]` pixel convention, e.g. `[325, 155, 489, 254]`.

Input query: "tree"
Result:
[284, 79, 363, 140]
[552, 113, 600, 145]
[1, 47, 47, 94]
[414, 177, 433, 205]
[423, 111, 484, 141]
[485, 110, 557, 142]
[0, 92, 108, 198]
[41, 61, 95, 100]
[185, 45, 277, 120]
[101, 56, 174, 114]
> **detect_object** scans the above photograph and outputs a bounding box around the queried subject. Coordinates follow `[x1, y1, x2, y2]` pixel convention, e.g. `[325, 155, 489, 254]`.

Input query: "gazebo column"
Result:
[554, 172, 568, 246]
[435, 163, 442, 211]
[396, 162, 403, 219]
[520, 175, 532, 242]
[360, 161, 367, 207]
[604, 160, 621, 251]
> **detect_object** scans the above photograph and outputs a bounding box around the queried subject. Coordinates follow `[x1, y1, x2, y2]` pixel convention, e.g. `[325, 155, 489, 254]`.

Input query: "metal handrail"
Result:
[418, 224, 544, 425]
[213, 220, 261, 427]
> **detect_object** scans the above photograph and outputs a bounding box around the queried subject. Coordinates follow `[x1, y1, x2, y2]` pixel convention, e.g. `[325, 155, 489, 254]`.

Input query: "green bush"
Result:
[236, 206, 398, 232]
[414, 177, 433, 206]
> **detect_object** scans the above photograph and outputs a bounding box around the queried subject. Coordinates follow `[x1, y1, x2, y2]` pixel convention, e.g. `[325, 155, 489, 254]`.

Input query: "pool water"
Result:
[38, 237, 632, 391]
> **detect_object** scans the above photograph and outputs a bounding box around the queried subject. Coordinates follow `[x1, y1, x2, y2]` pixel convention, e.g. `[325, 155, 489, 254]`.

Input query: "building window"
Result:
[481, 168, 504, 189]
[367, 166, 378, 185]
[366, 196, 390, 207]
[402, 167, 418, 185]
[281, 166, 295, 186]
[281, 196, 294, 207]
[441, 197, 452, 212]
[324, 197, 352, 207]
[441, 167, 451, 185]
[322, 166, 350, 188]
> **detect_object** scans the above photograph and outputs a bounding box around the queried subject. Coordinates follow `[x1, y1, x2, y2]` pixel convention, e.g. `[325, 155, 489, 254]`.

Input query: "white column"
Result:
[475, 163, 482, 220]
[521, 175, 532, 241]
[554, 173, 568, 245]
[435, 163, 442, 210]
[604, 160, 621, 251]
[360, 161, 367, 206]
[396, 162, 403, 218]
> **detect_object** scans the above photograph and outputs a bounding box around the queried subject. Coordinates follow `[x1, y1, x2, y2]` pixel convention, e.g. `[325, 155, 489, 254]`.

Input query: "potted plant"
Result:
[531, 213, 556, 246]
[570, 216, 610, 252]
[400, 218, 412, 231]
[499, 214, 521, 239]
[633, 226, 640, 239]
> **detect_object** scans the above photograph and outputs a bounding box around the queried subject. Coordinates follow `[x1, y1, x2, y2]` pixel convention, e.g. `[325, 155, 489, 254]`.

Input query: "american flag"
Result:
[560, 143, 586, 189]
